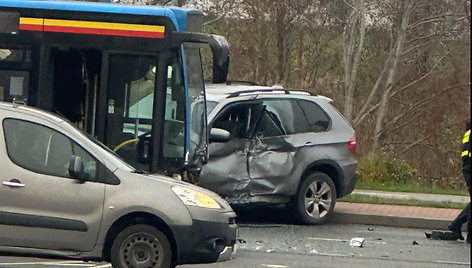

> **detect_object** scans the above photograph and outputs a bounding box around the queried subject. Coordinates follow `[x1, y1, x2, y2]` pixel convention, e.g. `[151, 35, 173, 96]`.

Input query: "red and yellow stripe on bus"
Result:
[19, 17, 165, 39]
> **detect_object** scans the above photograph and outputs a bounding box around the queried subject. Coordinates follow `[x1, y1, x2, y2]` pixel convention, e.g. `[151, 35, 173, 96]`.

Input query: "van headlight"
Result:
[171, 185, 222, 209]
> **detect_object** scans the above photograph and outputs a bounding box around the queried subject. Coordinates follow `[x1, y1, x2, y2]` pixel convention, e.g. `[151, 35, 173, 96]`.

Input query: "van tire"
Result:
[110, 224, 172, 268]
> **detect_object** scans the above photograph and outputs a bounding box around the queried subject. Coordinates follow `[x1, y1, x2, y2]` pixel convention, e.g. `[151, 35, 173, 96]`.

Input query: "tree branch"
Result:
[383, 83, 469, 135]
[390, 55, 445, 97]
[400, 41, 433, 57]
[352, 54, 389, 127]
[408, 14, 469, 30]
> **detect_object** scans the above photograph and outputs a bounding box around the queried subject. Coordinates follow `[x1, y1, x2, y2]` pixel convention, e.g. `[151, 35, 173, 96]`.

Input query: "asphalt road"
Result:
[0, 223, 470, 268]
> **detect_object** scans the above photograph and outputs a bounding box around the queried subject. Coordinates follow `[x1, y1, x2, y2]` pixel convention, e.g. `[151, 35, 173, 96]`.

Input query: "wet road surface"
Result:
[1, 221, 469, 268]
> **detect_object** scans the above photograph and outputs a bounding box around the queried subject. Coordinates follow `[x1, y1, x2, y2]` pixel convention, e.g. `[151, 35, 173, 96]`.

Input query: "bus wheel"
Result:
[293, 172, 336, 225]
[110, 224, 172, 268]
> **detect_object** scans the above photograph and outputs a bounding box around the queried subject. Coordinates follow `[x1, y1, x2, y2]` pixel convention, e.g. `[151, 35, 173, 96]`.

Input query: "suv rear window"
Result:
[298, 100, 331, 132]
[259, 99, 330, 136]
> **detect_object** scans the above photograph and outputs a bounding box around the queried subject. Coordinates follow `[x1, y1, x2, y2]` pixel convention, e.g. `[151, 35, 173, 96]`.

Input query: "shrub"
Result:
[358, 151, 420, 184]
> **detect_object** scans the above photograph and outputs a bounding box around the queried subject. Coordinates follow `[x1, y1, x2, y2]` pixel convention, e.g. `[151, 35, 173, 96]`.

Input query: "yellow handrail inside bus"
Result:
[114, 138, 139, 152]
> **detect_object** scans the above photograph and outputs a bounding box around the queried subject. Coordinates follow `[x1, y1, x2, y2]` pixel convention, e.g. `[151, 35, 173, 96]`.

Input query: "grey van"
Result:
[0, 102, 237, 268]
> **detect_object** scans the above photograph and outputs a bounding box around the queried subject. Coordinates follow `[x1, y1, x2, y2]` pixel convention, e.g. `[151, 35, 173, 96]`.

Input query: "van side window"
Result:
[3, 119, 97, 179]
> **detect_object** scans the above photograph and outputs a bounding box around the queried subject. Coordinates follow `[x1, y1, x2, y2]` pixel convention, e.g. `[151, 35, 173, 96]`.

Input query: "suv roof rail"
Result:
[225, 80, 260, 86]
[227, 89, 311, 98]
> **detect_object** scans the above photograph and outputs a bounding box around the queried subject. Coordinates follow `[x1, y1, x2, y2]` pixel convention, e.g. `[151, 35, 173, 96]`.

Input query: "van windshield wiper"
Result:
[132, 169, 148, 174]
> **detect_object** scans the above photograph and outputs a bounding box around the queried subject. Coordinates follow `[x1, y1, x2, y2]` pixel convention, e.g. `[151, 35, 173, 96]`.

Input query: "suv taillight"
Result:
[348, 136, 356, 154]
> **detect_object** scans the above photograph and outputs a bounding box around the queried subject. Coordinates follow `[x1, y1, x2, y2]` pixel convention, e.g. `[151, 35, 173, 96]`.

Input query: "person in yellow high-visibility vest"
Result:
[448, 120, 470, 243]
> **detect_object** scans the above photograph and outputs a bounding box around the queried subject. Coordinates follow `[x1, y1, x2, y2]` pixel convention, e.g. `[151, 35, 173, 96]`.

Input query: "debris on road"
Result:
[412, 240, 419, 245]
[368, 227, 374, 231]
[425, 230, 463, 240]
[349, 237, 365, 247]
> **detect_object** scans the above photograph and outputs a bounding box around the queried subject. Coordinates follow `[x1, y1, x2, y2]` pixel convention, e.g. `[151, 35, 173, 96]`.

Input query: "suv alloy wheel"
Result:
[294, 172, 337, 225]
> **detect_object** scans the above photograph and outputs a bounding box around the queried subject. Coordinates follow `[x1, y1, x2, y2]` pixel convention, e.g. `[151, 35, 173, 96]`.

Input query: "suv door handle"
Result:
[3, 180, 26, 188]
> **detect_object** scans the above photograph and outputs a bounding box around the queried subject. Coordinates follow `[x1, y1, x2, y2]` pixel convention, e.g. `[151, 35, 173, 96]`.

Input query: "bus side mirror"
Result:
[171, 32, 230, 84]
[207, 35, 230, 84]
[209, 128, 230, 143]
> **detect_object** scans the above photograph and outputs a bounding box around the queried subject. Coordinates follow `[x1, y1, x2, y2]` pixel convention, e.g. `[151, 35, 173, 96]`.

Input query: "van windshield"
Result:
[63, 120, 135, 172]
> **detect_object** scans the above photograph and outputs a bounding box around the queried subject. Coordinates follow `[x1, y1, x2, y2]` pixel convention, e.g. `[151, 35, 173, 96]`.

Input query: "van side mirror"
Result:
[68, 155, 85, 180]
[209, 128, 230, 143]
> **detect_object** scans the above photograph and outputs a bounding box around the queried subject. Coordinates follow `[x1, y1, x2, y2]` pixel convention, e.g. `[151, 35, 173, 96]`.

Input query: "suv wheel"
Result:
[293, 172, 336, 225]
[111, 224, 172, 268]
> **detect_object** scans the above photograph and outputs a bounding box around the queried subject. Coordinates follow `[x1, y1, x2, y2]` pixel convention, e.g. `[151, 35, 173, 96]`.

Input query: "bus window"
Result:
[184, 43, 206, 165]
[0, 70, 29, 102]
[0, 47, 31, 102]
[163, 64, 185, 160]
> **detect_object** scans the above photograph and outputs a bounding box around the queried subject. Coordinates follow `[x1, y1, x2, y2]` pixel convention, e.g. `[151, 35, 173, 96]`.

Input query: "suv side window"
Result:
[3, 119, 97, 179]
[257, 109, 285, 137]
[298, 100, 331, 132]
[212, 103, 260, 139]
[262, 100, 310, 135]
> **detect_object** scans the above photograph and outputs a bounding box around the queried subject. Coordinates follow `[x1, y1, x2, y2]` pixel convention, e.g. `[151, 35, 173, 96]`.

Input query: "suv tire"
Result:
[110, 224, 172, 268]
[293, 172, 336, 225]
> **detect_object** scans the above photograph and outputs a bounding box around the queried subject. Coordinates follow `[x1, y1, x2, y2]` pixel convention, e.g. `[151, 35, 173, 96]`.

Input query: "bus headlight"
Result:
[171, 185, 222, 209]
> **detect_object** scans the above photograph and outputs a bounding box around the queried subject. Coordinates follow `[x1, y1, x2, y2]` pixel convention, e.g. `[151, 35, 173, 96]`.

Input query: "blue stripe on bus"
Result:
[0, 0, 192, 31]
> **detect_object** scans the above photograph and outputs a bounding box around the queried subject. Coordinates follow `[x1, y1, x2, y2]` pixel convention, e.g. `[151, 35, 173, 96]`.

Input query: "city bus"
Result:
[0, 0, 229, 180]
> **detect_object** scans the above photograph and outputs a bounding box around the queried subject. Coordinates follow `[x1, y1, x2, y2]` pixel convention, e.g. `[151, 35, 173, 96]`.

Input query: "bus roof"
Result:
[0, 0, 199, 31]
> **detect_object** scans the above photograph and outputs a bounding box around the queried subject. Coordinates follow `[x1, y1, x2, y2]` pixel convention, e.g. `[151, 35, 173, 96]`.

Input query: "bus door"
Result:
[105, 52, 186, 173]
[48, 48, 102, 133]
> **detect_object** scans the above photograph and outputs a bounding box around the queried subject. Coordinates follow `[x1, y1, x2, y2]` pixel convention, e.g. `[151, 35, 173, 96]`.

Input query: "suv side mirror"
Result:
[209, 128, 230, 143]
[68, 155, 85, 180]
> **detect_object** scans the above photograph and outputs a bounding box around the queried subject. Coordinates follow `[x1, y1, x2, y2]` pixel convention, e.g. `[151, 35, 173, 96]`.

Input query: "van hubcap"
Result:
[121, 233, 161, 268]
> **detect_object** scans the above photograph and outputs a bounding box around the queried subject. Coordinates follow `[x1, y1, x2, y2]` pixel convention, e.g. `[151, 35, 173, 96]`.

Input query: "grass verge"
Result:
[339, 194, 467, 209]
[355, 181, 469, 196]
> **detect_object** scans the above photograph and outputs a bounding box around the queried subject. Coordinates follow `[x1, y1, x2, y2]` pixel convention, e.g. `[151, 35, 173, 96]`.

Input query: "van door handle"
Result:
[3, 179, 26, 188]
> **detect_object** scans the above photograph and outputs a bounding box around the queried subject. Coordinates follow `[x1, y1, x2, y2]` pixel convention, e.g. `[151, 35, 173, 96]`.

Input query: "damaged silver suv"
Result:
[198, 84, 358, 225]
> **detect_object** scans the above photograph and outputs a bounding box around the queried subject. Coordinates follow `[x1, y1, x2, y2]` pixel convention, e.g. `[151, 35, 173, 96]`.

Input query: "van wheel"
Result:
[293, 172, 336, 225]
[110, 224, 172, 268]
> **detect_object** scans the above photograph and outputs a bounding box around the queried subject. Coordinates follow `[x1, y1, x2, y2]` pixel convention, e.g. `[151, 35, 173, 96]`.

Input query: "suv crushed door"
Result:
[248, 99, 310, 200]
[199, 102, 262, 202]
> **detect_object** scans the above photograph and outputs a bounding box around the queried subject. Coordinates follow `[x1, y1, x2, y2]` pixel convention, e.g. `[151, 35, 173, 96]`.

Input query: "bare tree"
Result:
[338, 0, 470, 151]
[342, 0, 367, 122]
